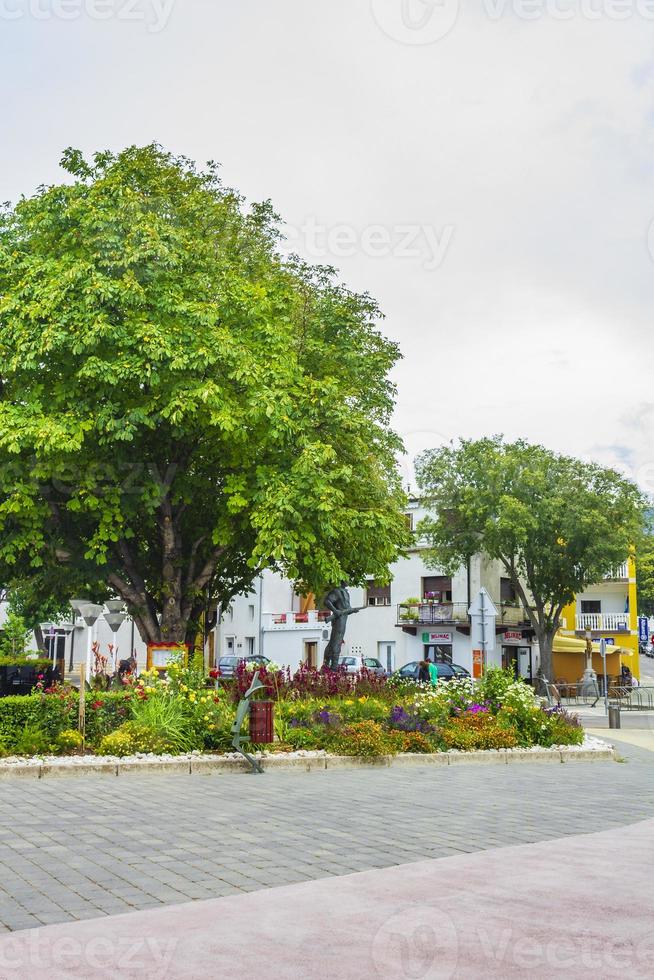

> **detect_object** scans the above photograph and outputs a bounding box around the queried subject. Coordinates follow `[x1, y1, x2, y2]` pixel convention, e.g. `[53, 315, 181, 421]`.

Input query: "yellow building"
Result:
[555, 556, 639, 685]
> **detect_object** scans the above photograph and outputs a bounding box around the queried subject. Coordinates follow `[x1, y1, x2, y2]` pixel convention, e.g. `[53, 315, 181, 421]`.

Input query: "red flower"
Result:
[91, 700, 104, 710]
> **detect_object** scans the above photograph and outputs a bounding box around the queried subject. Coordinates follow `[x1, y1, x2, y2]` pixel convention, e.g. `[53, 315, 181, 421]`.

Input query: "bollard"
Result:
[608, 705, 621, 729]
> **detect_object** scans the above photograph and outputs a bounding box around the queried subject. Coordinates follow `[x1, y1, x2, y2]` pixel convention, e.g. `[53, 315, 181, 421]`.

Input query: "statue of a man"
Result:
[323, 582, 362, 670]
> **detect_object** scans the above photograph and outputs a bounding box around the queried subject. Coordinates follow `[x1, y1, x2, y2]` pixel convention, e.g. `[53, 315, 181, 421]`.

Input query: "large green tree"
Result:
[0, 145, 409, 646]
[416, 437, 645, 681]
[636, 515, 654, 618]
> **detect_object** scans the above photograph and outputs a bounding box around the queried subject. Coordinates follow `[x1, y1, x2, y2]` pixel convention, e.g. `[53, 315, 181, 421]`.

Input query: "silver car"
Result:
[338, 656, 386, 677]
[216, 654, 270, 678]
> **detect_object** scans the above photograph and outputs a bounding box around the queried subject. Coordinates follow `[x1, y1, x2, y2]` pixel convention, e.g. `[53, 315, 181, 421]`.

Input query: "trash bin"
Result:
[249, 701, 274, 743]
[608, 706, 621, 729]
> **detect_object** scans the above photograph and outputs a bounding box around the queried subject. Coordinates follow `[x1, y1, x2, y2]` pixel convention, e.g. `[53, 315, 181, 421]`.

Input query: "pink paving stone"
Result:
[1, 818, 653, 979]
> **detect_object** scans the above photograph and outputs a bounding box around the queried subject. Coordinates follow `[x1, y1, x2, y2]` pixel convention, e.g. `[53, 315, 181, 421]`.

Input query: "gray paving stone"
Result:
[0, 742, 652, 932]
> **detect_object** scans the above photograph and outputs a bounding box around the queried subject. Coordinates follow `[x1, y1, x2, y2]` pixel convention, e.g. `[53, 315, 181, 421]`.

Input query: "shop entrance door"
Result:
[424, 644, 453, 664]
[502, 646, 519, 678]
[518, 647, 533, 682]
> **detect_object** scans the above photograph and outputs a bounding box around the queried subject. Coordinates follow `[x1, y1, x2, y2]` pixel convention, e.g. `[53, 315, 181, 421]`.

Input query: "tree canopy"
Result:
[0, 145, 409, 646]
[416, 436, 645, 679]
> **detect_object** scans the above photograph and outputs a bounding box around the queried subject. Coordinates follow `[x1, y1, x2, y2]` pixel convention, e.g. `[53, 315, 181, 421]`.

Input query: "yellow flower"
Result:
[358, 696, 368, 703]
[200, 696, 207, 703]
[189, 692, 196, 702]
[204, 714, 209, 721]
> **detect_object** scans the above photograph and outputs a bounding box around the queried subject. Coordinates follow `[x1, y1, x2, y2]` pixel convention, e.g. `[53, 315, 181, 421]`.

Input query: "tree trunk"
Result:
[33, 624, 46, 654]
[536, 629, 555, 687]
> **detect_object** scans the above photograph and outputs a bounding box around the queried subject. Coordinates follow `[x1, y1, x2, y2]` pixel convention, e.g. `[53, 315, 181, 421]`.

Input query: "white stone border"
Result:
[0, 737, 617, 778]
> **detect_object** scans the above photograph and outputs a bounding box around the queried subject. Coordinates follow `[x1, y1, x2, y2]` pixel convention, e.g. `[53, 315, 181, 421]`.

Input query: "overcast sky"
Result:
[2, 0, 654, 492]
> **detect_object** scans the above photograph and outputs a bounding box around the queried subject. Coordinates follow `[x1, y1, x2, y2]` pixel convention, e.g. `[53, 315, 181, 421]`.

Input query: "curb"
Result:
[0, 746, 617, 779]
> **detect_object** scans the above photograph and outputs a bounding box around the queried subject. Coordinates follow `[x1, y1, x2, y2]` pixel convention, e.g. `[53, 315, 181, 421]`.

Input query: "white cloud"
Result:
[1, 0, 653, 488]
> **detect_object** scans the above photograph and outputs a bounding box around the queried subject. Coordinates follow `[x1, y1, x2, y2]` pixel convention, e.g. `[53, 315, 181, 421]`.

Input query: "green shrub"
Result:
[12, 724, 53, 756]
[286, 727, 322, 750]
[442, 713, 518, 751]
[331, 720, 400, 758]
[130, 695, 199, 752]
[97, 722, 172, 757]
[56, 729, 84, 754]
[0, 690, 131, 749]
[543, 713, 584, 747]
[475, 667, 519, 711]
[399, 731, 436, 754]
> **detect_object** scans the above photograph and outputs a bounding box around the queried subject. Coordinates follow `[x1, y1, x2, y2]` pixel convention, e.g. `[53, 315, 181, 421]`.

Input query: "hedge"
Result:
[0, 691, 132, 747]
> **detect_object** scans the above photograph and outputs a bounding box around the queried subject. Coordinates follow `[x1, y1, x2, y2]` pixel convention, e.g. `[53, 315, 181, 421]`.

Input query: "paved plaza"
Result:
[0, 738, 652, 936]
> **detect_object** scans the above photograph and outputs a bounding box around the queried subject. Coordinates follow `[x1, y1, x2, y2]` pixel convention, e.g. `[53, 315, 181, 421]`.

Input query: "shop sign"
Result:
[422, 632, 452, 643]
[503, 631, 524, 642]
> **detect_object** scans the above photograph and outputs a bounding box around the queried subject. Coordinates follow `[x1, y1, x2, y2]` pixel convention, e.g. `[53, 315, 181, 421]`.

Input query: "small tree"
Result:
[416, 437, 645, 681]
[0, 609, 30, 660]
[636, 519, 654, 618]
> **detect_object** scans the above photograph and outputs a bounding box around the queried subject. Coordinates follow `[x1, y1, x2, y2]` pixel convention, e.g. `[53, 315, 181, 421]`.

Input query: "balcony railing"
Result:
[397, 602, 468, 626]
[603, 563, 629, 580]
[397, 600, 532, 627]
[575, 613, 631, 632]
[264, 611, 330, 629]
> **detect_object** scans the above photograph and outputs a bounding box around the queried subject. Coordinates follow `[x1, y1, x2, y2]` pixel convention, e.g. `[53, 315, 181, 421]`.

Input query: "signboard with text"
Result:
[422, 632, 453, 644]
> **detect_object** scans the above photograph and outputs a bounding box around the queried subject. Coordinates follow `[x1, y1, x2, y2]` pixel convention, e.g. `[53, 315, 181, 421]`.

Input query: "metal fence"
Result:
[552, 682, 654, 710]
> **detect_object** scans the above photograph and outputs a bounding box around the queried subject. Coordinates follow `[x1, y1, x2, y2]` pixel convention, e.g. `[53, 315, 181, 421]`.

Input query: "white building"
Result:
[215, 500, 539, 680]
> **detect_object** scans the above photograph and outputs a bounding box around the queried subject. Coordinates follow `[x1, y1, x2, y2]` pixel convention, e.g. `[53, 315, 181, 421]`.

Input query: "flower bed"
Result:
[0, 666, 586, 761]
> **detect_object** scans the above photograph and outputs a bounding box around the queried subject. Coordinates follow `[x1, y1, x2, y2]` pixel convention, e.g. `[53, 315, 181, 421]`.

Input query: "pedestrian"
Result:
[428, 659, 439, 687]
[417, 657, 431, 684]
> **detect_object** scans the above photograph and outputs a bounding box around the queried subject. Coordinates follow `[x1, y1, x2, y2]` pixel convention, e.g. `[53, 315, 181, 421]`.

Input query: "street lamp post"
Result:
[69, 600, 129, 677]
[77, 603, 104, 678]
[580, 629, 599, 699]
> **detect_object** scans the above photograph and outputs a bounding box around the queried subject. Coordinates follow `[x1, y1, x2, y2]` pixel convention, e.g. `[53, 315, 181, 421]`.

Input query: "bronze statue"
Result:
[323, 582, 363, 669]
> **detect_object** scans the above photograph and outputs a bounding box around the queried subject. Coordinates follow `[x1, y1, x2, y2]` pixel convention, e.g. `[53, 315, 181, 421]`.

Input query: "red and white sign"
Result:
[427, 632, 452, 643]
[503, 631, 524, 643]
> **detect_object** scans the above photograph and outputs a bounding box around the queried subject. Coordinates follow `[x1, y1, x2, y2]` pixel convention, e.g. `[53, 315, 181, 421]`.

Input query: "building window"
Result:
[500, 577, 517, 603]
[248, 604, 255, 621]
[581, 600, 601, 614]
[404, 513, 414, 532]
[422, 576, 452, 602]
[245, 636, 255, 656]
[226, 636, 235, 653]
[366, 582, 391, 606]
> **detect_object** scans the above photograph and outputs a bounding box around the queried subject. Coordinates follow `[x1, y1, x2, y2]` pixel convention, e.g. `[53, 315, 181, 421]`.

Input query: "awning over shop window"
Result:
[552, 633, 631, 657]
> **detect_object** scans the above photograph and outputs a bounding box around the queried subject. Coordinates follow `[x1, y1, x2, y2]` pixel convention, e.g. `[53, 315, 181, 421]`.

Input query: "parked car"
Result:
[338, 656, 386, 676]
[392, 661, 470, 682]
[216, 654, 270, 678]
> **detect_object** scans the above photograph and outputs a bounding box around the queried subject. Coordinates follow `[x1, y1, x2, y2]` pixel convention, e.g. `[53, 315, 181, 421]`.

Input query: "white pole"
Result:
[480, 589, 486, 673]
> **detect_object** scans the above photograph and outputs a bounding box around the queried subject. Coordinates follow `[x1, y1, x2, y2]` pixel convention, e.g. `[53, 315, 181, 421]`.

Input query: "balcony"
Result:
[497, 603, 531, 626]
[263, 611, 329, 631]
[603, 563, 629, 580]
[575, 613, 631, 632]
[397, 602, 469, 626]
[397, 600, 531, 628]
